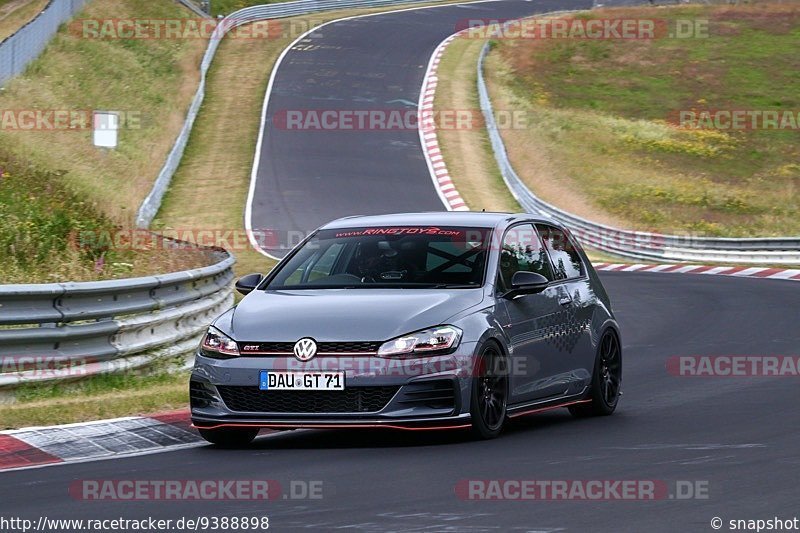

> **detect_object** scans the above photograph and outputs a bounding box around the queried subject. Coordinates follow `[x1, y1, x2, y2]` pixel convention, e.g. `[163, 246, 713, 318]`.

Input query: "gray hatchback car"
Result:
[191, 212, 621, 444]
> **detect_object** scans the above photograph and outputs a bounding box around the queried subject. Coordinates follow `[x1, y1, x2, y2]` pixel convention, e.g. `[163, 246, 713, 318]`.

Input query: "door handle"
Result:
[558, 296, 572, 306]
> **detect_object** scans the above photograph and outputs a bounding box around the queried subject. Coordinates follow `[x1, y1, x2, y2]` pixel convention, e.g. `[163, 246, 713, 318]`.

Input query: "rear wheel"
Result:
[470, 342, 508, 439]
[198, 427, 259, 447]
[569, 330, 622, 417]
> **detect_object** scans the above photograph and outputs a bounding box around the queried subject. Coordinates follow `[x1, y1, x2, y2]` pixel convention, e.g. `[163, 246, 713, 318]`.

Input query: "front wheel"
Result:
[198, 427, 260, 447]
[569, 330, 622, 418]
[470, 342, 508, 439]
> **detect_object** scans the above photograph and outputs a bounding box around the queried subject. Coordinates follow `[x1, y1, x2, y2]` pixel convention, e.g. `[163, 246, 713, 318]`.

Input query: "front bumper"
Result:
[190, 346, 477, 430]
[191, 414, 472, 431]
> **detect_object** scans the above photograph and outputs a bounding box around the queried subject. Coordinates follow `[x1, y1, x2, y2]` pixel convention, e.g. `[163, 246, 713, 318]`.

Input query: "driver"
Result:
[355, 242, 382, 280]
[355, 241, 408, 281]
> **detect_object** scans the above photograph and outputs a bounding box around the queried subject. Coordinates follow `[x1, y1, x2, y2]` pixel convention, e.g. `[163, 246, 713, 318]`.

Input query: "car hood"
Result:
[221, 288, 485, 342]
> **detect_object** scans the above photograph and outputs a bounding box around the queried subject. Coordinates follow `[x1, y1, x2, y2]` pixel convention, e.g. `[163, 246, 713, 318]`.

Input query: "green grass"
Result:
[153, 15, 282, 280]
[433, 27, 633, 264]
[432, 35, 521, 213]
[0, 0, 208, 225]
[0, 153, 110, 276]
[0, 0, 215, 281]
[208, 0, 293, 17]
[1, 370, 190, 429]
[489, 2, 800, 237]
[0, 0, 49, 42]
[0, 149, 211, 283]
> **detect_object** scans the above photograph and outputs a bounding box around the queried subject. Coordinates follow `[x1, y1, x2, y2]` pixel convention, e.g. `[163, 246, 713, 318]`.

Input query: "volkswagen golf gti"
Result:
[190, 212, 622, 445]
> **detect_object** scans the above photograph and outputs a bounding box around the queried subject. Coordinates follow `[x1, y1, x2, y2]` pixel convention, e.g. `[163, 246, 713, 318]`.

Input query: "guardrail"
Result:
[135, 0, 458, 228]
[176, 0, 210, 18]
[0, 0, 89, 88]
[0, 248, 235, 389]
[477, 42, 800, 265]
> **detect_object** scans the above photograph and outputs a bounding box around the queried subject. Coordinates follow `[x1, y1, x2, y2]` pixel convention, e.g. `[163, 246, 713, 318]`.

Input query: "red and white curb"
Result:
[419, 31, 470, 212]
[594, 262, 800, 281]
[0, 410, 204, 472]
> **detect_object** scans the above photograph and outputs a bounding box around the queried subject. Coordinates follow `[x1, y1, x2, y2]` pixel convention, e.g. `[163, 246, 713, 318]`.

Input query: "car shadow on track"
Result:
[209, 411, 589, 450]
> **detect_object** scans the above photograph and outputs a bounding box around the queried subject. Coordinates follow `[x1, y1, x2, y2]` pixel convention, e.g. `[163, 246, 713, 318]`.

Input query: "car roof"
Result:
[320, 211, 554, 230]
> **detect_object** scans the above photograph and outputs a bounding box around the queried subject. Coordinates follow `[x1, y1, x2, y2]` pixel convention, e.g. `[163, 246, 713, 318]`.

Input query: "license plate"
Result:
[259, 371, 345, 391]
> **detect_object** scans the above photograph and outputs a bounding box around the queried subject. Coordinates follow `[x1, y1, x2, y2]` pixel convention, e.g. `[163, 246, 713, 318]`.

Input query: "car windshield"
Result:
[265, 226, 492, 289]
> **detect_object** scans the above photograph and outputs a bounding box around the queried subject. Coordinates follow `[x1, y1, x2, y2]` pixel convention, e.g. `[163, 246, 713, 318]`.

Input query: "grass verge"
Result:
[0, 0, 219, 279]
[0, 0, 208, 226]
[482, 2, 800, 237]
[0, 149, 212, 283]
[433, 28, 619, 263]
[0, 0, 48, 42]
[1, 370, 189, 429]
[208, 0, 291, 17]
[433, 35, 520, 213]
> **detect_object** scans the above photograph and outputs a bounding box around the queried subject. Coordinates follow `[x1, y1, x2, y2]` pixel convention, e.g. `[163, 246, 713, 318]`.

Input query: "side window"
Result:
[536, 224, 584, 280]
[498, 224, 554, 289]
[283, 242, 344, 284]
[308, 242, 345, 281]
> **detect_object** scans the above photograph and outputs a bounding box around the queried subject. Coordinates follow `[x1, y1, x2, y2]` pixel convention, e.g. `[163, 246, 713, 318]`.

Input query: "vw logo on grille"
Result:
[293, 338, 318, 361]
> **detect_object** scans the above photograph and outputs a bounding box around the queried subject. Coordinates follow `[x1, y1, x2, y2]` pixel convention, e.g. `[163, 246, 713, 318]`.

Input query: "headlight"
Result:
[377, 326, 462, 358]
[200, 327, 240, 359]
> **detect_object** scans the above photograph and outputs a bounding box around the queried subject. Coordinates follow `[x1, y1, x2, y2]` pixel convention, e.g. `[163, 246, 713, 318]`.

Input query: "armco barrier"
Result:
[176, 0, 209, 18]
[134, 0, 459, 228]
[476, 41, 800, 265]
[0, 0, 89, 88]
[0, 249, 235, 389]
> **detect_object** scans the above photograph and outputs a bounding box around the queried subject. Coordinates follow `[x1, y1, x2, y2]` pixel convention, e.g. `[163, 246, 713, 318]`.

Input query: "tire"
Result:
[569, 330, 622, 418]
[198, 427, 259, 447]
[470, 342, 508, 439]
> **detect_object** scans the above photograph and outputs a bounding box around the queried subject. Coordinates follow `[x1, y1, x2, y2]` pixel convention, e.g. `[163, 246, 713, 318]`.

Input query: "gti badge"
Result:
[293, 338, 318, 361]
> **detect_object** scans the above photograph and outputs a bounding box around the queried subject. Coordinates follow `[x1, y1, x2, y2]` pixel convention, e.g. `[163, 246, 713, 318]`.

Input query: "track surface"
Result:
[249, 0, 592, 255]
[4, 2, 798, 532]
[3, 273, 800, 531]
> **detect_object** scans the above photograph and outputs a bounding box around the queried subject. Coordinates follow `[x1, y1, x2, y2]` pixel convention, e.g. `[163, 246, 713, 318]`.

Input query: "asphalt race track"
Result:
[4, 2, 799, 532]
[248, 0, 593, 255]
[4, 272, 800, 531]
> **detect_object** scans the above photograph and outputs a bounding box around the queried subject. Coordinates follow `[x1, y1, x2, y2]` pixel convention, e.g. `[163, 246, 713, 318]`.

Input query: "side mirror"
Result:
[503, 271, 549, 299]
[235, 273, 263, 296]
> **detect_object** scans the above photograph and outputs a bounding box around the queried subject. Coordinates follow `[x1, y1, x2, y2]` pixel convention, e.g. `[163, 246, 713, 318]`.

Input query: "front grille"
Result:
[238, 341, 381, 355]
[190, 381, 215, 408]
[217, 386, 399, 413]
[398, 380, 457, 410]
[318, 341, 381, 354]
